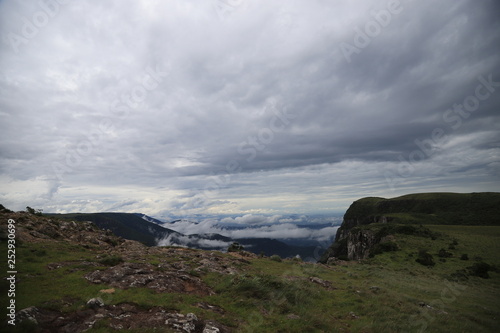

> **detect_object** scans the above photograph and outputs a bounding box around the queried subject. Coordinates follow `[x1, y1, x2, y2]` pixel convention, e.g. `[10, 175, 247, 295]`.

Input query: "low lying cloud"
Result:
[162, 214, 340, 244]
[220, 214, 283, 225]
[227, 224, 339, 243]
[156, 233, 232, 250]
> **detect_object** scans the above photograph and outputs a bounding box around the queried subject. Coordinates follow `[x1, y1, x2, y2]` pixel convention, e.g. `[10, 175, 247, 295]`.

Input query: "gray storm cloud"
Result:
[0, 0, 499, 215]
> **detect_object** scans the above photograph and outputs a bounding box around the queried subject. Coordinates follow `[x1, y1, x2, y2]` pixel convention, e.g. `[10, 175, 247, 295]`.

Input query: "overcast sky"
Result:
[1, 0, 499, 218]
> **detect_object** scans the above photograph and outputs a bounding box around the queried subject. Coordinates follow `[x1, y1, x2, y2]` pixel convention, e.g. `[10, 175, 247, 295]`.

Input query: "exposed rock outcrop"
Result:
[319, 215, 390, 261]
[346, 228, 379, 260]
[14, 304, 231, 333]
[85, 262, 214, 295]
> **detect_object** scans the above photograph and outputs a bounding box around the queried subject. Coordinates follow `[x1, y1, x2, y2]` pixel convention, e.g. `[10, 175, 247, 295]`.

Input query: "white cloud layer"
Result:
[163, 215, 340, 244]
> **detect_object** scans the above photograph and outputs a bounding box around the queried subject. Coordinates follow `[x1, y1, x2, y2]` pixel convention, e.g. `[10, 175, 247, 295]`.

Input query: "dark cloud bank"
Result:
[1, 0, 499, 222]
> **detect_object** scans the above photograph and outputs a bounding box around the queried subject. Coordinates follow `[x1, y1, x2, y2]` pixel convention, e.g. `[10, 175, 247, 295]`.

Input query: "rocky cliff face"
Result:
[320, 216, 389, 262]
[346, 228, 378, 260]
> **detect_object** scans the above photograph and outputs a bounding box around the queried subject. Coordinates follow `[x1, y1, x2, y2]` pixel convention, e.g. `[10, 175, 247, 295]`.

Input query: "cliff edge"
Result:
[319, 192, 500, 262]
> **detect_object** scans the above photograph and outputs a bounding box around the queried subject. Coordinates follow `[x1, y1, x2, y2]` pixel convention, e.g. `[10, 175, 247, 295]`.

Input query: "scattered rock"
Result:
[86, 298, 104, 309]
[195, 258, 240, 275]
[12, 303, 231, 333]
[287, 314, 300, 319]
[349, 311, 359, 319]
[203, 323, 221, 332]
[47, 261, 99, 271]
[85, 262, 213, 295]
[309, 277, 336, 290]
[195, 302, 226, 314]
[326, 257, 339, 265]
[16, 306, 39, 324]
[165, 312, 200, 332]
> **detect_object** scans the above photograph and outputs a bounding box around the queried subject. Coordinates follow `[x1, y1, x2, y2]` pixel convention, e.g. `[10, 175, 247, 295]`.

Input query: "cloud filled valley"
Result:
[155, 214, 341, 250]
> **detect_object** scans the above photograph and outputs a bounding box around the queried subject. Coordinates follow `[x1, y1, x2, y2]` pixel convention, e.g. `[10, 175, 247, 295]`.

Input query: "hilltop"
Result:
[320, 192, 500, 262]
[341, 192, 500, 226]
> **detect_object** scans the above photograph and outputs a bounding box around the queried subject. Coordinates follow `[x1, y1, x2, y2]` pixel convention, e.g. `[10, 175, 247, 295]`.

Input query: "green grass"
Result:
[2, 224, 499, 332]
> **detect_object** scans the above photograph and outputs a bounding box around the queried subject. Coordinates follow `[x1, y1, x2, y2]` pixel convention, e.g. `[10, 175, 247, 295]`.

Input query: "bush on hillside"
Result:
[26, 206, 43, 216]
[370, 241, 399, 257]
[375, 224, 439, 239]
[98, 255, 124, 266]
[416, 249, 435, 267]
[468, 262, 492, 279]
[270, 254, 282, 262]
[227, 242, 244, 252]
[438, 248, 453, 258]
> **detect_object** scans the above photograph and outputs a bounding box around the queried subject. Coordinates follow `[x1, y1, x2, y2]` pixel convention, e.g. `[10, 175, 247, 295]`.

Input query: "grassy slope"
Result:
[2, 224, 499, 332]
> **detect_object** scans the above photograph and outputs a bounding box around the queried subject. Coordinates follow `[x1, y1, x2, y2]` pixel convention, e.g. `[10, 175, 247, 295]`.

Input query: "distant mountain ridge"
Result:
[320, 192, 500, 262]
[52, 212, 180, 246]
[134, 213, 168, 226]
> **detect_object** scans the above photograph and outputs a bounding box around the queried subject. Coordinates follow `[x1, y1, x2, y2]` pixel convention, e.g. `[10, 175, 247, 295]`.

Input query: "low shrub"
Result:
[370, 241, 399, 257]
[33, 249, 48, 257]
[375, 224, 439, 239]
[416, 250, 435, 267]
[227, 242, 244, 252]
[230, 274, 312, 309]
[468, 262, 491, 279]
[98, 255, 124, 266]
[270, 255, 282, 262]
[438, 248, 453, 258]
